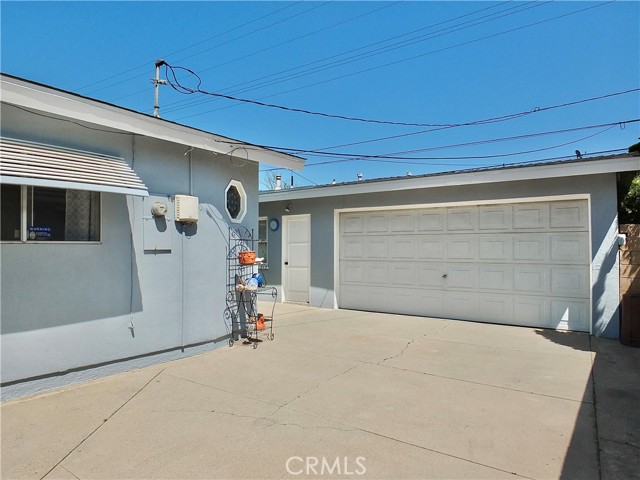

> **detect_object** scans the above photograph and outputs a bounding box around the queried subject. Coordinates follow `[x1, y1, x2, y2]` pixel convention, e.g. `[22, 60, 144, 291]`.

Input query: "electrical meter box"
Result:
[174, 195, 199, 223]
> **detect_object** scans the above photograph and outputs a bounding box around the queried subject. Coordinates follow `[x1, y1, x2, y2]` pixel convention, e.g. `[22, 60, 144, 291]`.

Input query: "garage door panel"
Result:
[365, 214, 388, 233]
[342, 214, 364, 234]
[550, 201, 588, 229]
[416, 263, 446, 287]
[514, 265, 548, 294]
[341, 261, 365, 283]
[390, 263, 415, 286]
[365, 263, 389, 285]
[342, 237, 364, 259]
[340, 285, 387, 312]
[479, 265, 514, 292]
[447, 207, 477, 231]
[550, 266, 589, 297]
[390, 237, 416, 259]
[513, 296, 550, 327]
[476, 294, 514, 323]
[551, 234, 589, 263]
[415, 289, 446, 318]
[514, 235, 548, 261]
[390, 212, 416, 232]
[479, 205, 512, 230]
[387, 287, 417, 315]
[479, 236, 513, 260]
[550, 299, 589, 331]
[445, 291, 477, 320]
[418, 236, 445, 258]
[417, 209, 445, 231]
[514, 203, 550, 229]
[447, 236, 476, 259]
[446, 264, 477, 289]
[367, 286, 391, 313]
[364, 237, 388, 259]
[339, 199, 590, 332]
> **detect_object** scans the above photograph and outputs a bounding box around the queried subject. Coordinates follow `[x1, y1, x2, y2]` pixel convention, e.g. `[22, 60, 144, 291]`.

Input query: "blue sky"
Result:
[2, 1, 639, 188]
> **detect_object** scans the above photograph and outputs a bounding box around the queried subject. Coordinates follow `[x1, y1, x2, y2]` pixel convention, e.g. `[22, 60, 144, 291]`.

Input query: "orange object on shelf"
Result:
[238, 250, 256, 265]
[256, 314, 266, 330]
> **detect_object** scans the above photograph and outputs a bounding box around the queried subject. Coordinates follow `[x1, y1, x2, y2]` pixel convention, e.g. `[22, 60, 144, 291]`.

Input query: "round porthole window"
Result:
[225, 180, 247, 223]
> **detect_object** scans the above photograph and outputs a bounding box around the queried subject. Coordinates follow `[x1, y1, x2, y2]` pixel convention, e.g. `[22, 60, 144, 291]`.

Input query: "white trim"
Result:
[225, 180, 247, 224]
[260, 155, 639, 202]
[1, 74, 304, 171]
[586, 196, 594, 335]
[333, 210, 340, 309]
[332, 194, 591, 215]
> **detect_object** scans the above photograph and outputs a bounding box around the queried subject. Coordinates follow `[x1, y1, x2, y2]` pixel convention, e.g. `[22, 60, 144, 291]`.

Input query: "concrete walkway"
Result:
[2, 304, 639, 479]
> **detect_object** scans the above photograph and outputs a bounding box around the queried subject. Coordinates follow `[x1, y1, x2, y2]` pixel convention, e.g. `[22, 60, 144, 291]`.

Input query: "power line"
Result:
[161, 1, 518, 114]
[161, 63, 639, 132]
[164, 1, 544, 116]
[109, 2, 399, 106]
[171, 1, 333, 67]
[81, 2, 333, 99]
[74, 2, 305, 95]
[260, 148, 631, 182]
[222, 1, 544, 97]
[301, 124, 620, 165]
[222, 118, 640, 160]
[174, 1, 614, 122]
[192, 1, 403, 79]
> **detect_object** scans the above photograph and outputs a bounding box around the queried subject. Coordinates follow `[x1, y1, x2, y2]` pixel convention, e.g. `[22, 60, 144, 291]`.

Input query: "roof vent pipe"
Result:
[275, 174, 282, 190]
[357, 173, 363, 181]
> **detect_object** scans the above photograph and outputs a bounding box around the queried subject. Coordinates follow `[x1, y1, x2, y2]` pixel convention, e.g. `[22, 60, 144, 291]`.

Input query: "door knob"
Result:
[284, 261, 289, 265]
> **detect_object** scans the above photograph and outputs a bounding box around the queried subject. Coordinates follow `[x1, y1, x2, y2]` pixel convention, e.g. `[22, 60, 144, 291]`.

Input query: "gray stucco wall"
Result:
[259, 174, 621, 338]
[1, 104, 259, 397]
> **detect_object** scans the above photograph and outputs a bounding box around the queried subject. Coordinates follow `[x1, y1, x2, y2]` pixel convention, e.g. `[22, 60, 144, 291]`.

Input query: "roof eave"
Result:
[0, 73, 305, 171]
[259, 154, 640, 202]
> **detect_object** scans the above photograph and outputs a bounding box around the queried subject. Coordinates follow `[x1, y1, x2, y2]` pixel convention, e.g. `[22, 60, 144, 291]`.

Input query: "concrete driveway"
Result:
[2, 304, 639, 479]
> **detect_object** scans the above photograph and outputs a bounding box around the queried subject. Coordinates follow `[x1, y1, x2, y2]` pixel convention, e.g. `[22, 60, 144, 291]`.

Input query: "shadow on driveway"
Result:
[535, 330, 640, 480]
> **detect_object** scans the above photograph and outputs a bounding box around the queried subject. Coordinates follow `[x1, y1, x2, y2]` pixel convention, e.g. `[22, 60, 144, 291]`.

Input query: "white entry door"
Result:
[339, 200, 591, 331]
[283, 214, 310, 303]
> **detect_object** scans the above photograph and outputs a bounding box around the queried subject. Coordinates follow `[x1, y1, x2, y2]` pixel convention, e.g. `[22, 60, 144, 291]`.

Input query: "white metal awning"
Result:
[0, 138, 148, 196]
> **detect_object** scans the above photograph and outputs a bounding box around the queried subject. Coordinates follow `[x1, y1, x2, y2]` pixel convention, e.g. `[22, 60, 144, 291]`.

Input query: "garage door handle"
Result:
[284, 262, 289, 265]
[442, 274, 447, 278]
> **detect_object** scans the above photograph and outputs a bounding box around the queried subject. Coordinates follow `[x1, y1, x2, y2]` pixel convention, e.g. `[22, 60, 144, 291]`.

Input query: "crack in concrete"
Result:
[59, 465, 81, 480]
[275, 404, 532, 479]
[152, 408, 264, 421]
[267, 365, 358, 421]
[356, 426, 535, 479]
[275, 313, 370, 329]
[379, 362, 591, 405]
[165, 369, 358, 433]
[165, 373, 279, 407]
[378, 337, 416, 364]
[263, 418, 355, 432]
[38, 368, 166, 480]
[433, 320, 452, 335]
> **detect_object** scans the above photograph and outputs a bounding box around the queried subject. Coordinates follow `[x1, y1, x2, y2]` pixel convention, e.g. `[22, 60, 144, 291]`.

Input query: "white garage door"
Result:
[339, 200, 591, 331]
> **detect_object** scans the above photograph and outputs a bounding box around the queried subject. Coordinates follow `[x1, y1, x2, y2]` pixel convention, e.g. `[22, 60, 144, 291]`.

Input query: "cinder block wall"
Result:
[620, 224, 640, 297]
